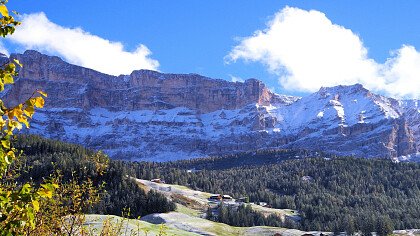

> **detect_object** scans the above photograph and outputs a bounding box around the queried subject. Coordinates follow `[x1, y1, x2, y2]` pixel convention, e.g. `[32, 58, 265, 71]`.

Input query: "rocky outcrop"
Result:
[401, 100, 420, 152]
[5, 50, 290, 113]
[1, 50, 418, 161]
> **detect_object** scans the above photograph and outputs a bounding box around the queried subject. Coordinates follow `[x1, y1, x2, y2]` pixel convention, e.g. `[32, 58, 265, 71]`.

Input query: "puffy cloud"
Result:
[380, 45, 420, 98]
[226, 7, 420, 99]
[8, 12, 159, 76]
[229, 74, 244, 82]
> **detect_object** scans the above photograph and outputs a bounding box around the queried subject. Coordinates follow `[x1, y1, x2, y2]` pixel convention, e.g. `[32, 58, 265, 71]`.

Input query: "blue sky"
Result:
[3, 1, 420, 98]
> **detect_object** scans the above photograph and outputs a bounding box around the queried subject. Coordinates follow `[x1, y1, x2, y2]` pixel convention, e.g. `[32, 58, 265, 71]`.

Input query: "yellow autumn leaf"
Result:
[14, 110, 25, 122]
[13, 59, 22, 67]
[22, 119, 29, 128]
[24, 103, 34, 115]
[37, 90, 48, 97]
[10, 120, 22, 130]
[6, 150, 15, 158]
[22, 110, 29, 117]
[7, 109, 15, 120]
[0, 5, 9, 17]
[32, 200, 39, 211]
[4, 74, 13, 84]
[34, 97, 44, 108]
[4, 154, 10, 164]
[37, 188, 53, 198]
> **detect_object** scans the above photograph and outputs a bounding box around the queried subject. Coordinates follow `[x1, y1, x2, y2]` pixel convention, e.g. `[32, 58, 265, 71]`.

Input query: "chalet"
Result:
[208, 194, 222, 201]
[222, 195, 234, 201]
[258, 202, 268, 207]
[151, 178, 165, 184]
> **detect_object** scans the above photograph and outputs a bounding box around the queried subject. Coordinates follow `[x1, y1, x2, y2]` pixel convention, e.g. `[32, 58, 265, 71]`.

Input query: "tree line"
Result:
[123, 150, 420, 234]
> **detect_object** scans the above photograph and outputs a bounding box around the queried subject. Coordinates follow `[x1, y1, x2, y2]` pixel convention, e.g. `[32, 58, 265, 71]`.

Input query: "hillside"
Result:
[0, 51, 419, 161]
[83, 213, 326, 236]
[81, 177, 420, 235]
[126, 152, 420, 233]
[11, 135, 420, 234]
[15, 135, 176, 219]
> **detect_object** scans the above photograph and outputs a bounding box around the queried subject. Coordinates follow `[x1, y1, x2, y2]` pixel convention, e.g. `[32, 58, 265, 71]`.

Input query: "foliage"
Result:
[0, 2, 57, 233]
[0, 0, 20, 38]
[16, 135, 176, 220]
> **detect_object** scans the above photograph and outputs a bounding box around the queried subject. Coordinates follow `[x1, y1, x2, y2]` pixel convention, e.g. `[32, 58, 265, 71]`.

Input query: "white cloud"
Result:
[0, 41, 9, 56]
[229, 74, 244, 82]
[8, 12, 159, 75]
[380, 45, 420, 98]
[226, 7, 420, 99]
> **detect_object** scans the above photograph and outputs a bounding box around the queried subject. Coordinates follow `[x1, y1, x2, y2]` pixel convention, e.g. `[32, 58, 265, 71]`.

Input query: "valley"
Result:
[5, 133, 419, 235]
[1, 2, 420, 235]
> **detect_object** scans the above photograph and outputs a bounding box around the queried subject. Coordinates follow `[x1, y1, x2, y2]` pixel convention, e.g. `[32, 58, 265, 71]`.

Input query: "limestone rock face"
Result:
[1, 50, 418, 161]
[6, 50, 285, 113]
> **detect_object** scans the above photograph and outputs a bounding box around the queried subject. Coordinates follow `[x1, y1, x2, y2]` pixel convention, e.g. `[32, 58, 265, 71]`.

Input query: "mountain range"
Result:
[1, 50, 419, 161]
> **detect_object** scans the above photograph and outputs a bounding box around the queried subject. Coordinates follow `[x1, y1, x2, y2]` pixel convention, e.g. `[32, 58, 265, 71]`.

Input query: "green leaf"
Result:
[20, 183, 32, 194]
[0, 5, 9, 17]
[1, 139, 10, 149]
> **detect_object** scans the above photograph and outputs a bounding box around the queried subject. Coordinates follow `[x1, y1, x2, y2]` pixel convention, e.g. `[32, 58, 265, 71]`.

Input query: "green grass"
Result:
[84, 214, 200, 236]
[174, 203, 202, 217]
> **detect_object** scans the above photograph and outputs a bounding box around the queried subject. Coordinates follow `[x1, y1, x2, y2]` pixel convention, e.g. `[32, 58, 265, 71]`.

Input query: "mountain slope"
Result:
[1, 50, 418, 160]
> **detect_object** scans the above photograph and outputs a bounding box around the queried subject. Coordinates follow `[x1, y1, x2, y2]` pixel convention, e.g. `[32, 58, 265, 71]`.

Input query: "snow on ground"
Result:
[24, 84, 419, 161]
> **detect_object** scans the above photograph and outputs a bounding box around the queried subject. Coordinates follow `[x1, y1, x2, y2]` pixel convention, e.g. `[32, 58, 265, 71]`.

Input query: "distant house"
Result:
[208, 194, 222, 201]
[222, 195, 234, 201]
[258, 202, 268, 207]
[209, 194, 235, 202]
[151, 178, 165, 184]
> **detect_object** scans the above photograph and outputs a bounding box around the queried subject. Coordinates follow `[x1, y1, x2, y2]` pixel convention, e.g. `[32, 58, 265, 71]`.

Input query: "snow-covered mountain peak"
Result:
[1, 51, 418, 160]
[317, 83, 368, 97]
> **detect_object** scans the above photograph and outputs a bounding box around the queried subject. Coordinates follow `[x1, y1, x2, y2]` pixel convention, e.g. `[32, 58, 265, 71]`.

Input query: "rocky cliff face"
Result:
[4, 50, 289, 113]
[1, 50, 418, 161]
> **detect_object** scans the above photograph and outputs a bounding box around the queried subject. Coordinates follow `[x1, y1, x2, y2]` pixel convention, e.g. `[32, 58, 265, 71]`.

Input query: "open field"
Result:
[135, 178, 299, 221]
[84, 213, 318, 236]
[83, 179, 420, 235]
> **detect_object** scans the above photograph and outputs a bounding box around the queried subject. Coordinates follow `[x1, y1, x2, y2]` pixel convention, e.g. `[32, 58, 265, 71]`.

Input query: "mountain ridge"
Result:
[1, 50, 418, 161]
